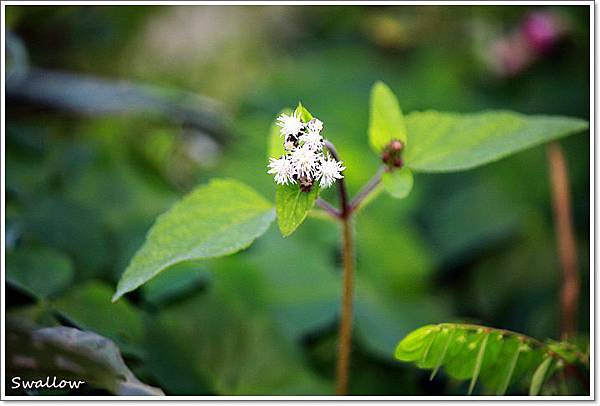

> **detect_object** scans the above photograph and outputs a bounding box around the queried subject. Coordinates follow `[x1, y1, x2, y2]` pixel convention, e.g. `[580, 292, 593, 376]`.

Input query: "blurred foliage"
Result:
[5, 5, 590, 395]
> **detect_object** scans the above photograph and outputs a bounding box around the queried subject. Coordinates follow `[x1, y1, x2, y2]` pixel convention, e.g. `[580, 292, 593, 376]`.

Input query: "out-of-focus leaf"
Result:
[422, 182, 522, 264]
[20, 197, 109, 276]
[6, 320, 163, 395]
[382, 167, 413, 199]
[144, 265, 330, 395]
[141, 261, 210, 306]
[113, 178, 275, 301]
[368, 81, 407, 152]
[275, 183, 319, 237]
[355, 283, 450, 360]
[404, 110, 588, 173]
[52, 281, 144, 356]
[246, 223, 339, 339]
[6, 247, 74, 299]
[7, 68, 228, 138]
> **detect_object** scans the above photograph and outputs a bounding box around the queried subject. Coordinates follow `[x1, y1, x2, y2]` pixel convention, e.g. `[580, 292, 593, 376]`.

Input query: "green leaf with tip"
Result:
[404, 110, 588, 173]
[113, 179, 275, 301]
[529, 356, 554, 396]
[276, 183, 319, 237]
[468, 333, 489, 395]
[382, 167, 413, 199]
[368, 81, 407, 153]
[294, 102, 314, 122]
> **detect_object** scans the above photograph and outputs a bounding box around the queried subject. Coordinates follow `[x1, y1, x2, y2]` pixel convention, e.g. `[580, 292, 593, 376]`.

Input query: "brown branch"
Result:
[546, 142, 580, 340]
[336, 217, 354, 395]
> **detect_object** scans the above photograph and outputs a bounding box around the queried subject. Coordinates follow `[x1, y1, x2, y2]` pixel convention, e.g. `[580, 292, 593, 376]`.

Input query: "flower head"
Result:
[267, 156, 296, 185]
[307, 118, 323, 133]
[276, 112, 304, 137]
[299, 131, 323, 150]
[318, 157, 345, 189]
[268, 107, 343, 191]
[291, 144, 321, 179]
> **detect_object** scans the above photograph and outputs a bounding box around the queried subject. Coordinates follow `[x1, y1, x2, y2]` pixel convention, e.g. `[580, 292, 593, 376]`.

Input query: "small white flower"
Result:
[318, 157, 345, 188]
[308, 118, 323, 133]
[291, 144, 321, 178]
[267, 156, 296, 185]
[284, 140, 296, 151]
[299, 131, 323, 150]
[276, 112, 304, 137]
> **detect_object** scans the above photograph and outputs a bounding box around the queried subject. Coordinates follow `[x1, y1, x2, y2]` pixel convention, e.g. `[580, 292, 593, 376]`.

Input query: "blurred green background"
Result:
[5, 5, 590, 395]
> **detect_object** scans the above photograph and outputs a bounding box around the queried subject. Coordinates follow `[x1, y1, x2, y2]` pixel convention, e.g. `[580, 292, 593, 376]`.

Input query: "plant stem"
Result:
[546, 142, 580, 340]
[336, 215, 354, 395]
[316, 197, 341, 219]
[349, 166, 385, 215]
[324, 139, 354, 395]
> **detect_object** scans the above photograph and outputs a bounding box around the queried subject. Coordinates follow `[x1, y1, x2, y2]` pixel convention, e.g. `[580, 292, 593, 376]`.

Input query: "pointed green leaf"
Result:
[404, 110, 588, 173]
[497, 344, 521, 395]
[113, 179, 275, 301]
[276, 183, 319, 237]
[382, 167, 413, 199]
[468, 333, 489, 395]
[368, 81, 407, 152]
[294, 102, 313, 122]
[529, 356, 554, 396]
[268, 108, 292, 159]
[430, 328, 455, 380]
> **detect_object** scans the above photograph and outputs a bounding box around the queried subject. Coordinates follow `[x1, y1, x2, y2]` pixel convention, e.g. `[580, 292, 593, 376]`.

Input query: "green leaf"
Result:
[382, 167, 413, 199]
[395, 323, 586, 395]
[529, 356, 554, 396]
[404, 110, 588, 172]
[368, 81, 407, 152]
[275, 183, 319, 237]
[294, 102, 314, 122]
[52, 281, 144, 356]
[6, 320, 163, 395]
[6, 247, 74, 299]
[268, 108, 292, 159]
[113, 178, 275, 301]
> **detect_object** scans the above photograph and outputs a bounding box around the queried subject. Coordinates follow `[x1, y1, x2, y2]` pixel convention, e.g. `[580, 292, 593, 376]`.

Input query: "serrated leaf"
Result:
[6, 320, 163, 395]
[294, 102, 314, 122]
[268, 108, 292, 159]
[404, 110, 588, 172]
[113, 178, 275, 301]
[395, 323, 587, 395]
[6, 247, 74, 299]
[529, 356, 554, 396]
[382, 167, 413, 199]
[276, 183, 319, 237]
[368, 81, 407, 152]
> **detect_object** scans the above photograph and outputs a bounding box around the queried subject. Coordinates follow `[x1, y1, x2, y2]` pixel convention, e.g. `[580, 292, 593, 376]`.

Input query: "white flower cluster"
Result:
[268, 111, 345, 190]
